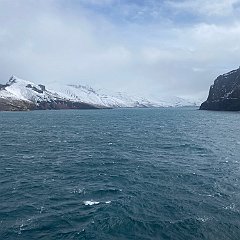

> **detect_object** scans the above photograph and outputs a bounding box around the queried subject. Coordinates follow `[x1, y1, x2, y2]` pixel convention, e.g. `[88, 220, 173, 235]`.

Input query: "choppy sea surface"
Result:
[1, 108, 240, 240]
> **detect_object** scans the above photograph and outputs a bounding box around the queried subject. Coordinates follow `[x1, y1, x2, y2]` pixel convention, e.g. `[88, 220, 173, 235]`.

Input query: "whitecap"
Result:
[83, 200, 99, 206]
[72, 188, 85, 194]
[207, 194, 213, 197]
[224, 204, 238, 212]
[105, 201, 111, 204]
[22, 155, 34, 159]
[5, 167, 13, 171]
[197, 217, 210, 222]
[39, 206, 44, 214]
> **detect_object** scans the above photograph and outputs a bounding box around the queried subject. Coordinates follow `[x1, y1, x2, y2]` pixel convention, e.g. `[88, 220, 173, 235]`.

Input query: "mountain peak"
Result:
[8, 75, 18, 84]
[7, 75, 28, 85]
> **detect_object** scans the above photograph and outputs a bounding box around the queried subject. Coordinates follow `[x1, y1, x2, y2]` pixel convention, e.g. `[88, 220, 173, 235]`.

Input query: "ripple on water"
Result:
[1, 108, 240, 239]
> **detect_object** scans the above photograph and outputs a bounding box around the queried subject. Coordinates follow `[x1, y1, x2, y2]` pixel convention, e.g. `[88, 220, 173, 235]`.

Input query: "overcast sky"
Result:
[0, 0, 240, 98]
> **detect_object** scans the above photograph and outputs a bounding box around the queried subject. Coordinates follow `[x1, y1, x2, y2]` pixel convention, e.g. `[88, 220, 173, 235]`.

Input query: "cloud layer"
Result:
[0, 0, 240, 98]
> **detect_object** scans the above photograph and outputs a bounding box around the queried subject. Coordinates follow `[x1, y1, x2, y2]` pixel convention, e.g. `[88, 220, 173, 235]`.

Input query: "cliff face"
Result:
[200, 67, 240, 111]
[0, 98, 98, 111]
[0, 98, 35, 111]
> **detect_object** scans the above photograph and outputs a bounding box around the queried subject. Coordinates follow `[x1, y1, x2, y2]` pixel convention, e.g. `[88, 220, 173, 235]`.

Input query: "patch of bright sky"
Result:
[62, 0, 203, 26]
[64, 0, 240, 26]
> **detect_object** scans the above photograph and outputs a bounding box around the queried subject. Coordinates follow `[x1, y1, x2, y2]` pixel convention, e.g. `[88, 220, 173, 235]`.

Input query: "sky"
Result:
[0, 0, 240, 99]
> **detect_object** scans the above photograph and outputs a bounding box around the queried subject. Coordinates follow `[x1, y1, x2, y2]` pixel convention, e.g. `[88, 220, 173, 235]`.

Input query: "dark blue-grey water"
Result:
[1, 108, 240, 240]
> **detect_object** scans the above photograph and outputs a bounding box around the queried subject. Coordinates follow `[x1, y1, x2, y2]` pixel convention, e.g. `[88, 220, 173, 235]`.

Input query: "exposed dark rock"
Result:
[0, 98, 97, 111]
[8, 76, 16, 84]
[200, 67, 240, 111]
[36, 100, 98, 110]
[0, 83, 10, 90]
[38, 84, 46, 91]
[0, 98, 98, 111]
[0, 98, 35, 111]
[26, 84, 44, 94]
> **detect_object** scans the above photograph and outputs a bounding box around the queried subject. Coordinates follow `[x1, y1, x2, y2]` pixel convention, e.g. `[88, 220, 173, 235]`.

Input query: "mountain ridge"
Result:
[0, 75, 199, 111]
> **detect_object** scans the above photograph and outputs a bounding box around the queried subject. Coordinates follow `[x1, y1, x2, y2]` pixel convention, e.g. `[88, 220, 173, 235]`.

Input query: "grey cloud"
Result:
[0, 0, 240, 99]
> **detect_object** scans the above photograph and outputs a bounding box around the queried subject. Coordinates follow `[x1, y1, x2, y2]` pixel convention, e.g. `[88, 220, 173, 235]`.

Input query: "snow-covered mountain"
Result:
[48, 83, 200, 108]
[0, 76, 64, 102]
[0, 75, 199, 111]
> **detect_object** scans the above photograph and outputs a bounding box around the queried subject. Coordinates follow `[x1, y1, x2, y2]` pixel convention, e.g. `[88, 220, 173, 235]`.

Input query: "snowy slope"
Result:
[1, 76, 65, 103]
[50, 84, 199, 108]
[49, 84, 158, 108]
[0, 76, 199, 108]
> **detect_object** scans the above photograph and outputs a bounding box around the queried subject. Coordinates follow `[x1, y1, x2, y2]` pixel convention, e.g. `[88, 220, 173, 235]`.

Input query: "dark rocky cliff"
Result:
[0, 98, 35, 111]
[0, 98, 98, 111]
[200, 67, 240, 111]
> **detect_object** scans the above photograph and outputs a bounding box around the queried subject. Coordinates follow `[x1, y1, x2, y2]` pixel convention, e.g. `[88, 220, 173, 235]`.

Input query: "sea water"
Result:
[1, 108, 240, 239]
